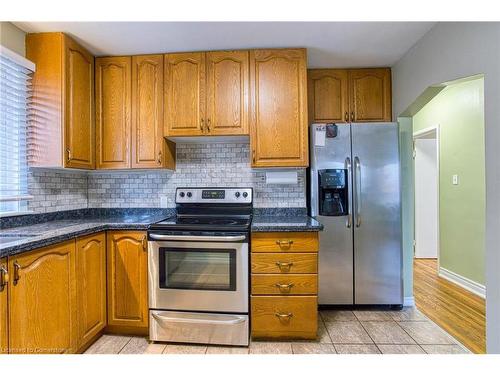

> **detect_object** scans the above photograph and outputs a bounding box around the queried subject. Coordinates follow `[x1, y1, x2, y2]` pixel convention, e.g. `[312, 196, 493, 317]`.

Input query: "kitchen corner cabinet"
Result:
[250, 49, 309, 168]
[76, 233, 106, 349]
[106, 231, 149, 333]
[26, 32, 95, 169]
[0, 258, 7, 354]
[164, 51, 249, 137]
[8, 241, 77, 354]
[307, 68, 392, 124]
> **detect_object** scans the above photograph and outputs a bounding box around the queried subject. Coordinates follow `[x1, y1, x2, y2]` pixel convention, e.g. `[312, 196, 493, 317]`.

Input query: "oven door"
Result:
[148, 233, 248, 313]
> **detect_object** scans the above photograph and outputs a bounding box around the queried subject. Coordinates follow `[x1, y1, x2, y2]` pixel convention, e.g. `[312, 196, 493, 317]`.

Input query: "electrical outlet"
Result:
[452, 174, 459, 185]
[160, 196, 168, 208]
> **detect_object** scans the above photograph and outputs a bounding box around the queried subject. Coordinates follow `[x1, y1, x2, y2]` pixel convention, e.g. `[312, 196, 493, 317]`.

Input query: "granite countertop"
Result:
[0, 208, 323, 258]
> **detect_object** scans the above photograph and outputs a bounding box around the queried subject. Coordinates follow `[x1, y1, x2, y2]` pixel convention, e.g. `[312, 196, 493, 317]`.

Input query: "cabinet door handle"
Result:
[275, 261, 293, 272]
[66, 148, 72, 161]
[157, 151, 162, 164]
[142, 235, 147, 251]
[275, 283, 294, 292]
[275, 312, 293, 319]
[207, 118, 211, 132]
[252, 149, 256, 164]
[350, 111, 354, 122]
[344, 111, 349, 122]
[13, 262, 20, 285]
[201, 118, 205, 133]
[0, 265, 8, 290]
[276, 239, 294, 249]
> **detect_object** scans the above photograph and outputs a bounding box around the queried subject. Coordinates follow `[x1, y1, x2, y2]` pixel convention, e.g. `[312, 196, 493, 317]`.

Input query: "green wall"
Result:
[413, 78, 485, 285]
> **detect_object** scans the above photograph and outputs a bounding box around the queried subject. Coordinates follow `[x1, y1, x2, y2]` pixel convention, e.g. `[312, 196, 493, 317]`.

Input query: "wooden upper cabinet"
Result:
[308, 69, 349, 123]
[107, 231, 148, 330]
[8, 241, 77, 354]
[95, 56, 132, 169]
[26, 32, 95, 169]
[250, 49, 309, 167]
[131, 54, 165, 168]
[206, 51, 249, 135]
[76, 233, 106, 350]
[164, 52, 206, 136]
[349, 68, 392, 122]
[0, 258, 7, 354]
[64, 36, 95, 169]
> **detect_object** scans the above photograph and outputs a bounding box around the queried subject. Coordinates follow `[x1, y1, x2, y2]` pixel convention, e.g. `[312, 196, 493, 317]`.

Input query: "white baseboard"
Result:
[439, 267, 486, 299]
[403, 296, 415, 307]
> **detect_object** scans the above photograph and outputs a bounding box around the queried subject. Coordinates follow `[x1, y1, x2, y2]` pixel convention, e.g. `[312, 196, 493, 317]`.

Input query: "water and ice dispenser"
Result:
[318, 169, 348, 216]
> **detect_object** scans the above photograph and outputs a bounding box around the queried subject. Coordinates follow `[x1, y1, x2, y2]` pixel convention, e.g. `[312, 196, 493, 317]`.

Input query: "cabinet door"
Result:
[95, 56, 132, 169]
[107, 231, 148, 330]
[0, 258, 7, 354]
[8, 241, 77, 354]
[250, 49, 309, 167]
[131, 55, 165, 168]
[308, 69, 349, 123]
[64, 35, 95, 169]
[206, 50, 249, 135]
[349, 68, 392, 122]
[164, 52, 205, 136]
[76, 233, 106, 349]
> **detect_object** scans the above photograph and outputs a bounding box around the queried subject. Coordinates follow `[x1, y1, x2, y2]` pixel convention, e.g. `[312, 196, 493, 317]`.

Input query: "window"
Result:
[0, 46, 35, 216]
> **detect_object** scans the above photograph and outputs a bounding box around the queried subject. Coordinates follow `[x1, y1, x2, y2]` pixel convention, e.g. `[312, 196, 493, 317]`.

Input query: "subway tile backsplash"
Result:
[27, 143, 306, 213]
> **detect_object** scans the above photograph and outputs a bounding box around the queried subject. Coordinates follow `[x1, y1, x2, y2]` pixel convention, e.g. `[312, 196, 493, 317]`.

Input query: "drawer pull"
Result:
[275, 261, 293, 272]
[0, 265, 8, 290]
[275, 283, 294, 292]
[276, 239, 294, 249]
[275, 312, 293, 319]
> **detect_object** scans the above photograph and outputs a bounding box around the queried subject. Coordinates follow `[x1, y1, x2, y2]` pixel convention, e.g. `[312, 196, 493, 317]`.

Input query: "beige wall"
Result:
[0, 22, 26, 56]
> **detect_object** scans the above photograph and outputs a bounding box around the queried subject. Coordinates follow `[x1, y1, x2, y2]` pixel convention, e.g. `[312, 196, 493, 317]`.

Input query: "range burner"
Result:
[209, 219, 238, 225]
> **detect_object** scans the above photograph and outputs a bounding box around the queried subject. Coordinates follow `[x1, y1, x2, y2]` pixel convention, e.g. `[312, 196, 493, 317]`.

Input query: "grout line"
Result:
[117, 337, 133, 354]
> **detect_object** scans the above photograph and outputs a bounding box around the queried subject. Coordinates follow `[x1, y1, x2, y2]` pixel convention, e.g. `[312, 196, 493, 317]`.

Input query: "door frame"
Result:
[413, 124, 440, 269]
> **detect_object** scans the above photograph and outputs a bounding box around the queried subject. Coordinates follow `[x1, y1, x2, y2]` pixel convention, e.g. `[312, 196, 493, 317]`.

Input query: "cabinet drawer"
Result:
[251, 232, 318, 252]
[251, 296, 317, 339]
[251, 274, 317, 295]
[251, 253, 317, 274]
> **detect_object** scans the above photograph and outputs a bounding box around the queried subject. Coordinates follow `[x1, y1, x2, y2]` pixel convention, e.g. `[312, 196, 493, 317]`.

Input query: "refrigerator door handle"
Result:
[354, 156, 362, 227]
[344, 157, 352, 228]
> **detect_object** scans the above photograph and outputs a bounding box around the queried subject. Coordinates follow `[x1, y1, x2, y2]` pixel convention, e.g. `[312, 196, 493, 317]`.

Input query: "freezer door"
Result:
[351, 123, 403, 305]
[310, 124, 354, 304]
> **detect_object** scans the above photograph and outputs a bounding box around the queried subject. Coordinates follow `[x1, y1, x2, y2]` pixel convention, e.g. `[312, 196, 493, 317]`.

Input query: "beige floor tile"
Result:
[421, 345, 469, 354]
[119, 337, 150, 354]
[353, 310, 393, 321]
[206, 346, 249, 354]
[291, 343, 336, 354]
[85, 335, 131, 354]
[320, 310, 357, 322]
[334, 344, 380, 354]
[398, 321, 455, 345]
[378, 344, 426, 354]
[388, 308, 428, 322]
[144, 343, 167, 354]
[250, 342, 293, 354]
[361, 321, 415, 344]
[325, 321, 373, 344]
[163, 344, 207, 354]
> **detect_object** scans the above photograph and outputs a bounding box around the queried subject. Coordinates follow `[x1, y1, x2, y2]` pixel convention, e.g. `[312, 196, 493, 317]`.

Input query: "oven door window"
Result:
[159, 247, 236, 291]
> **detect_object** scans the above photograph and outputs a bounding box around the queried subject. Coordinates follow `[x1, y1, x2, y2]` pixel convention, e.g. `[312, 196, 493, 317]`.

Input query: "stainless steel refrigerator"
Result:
[310, 123, 402, 306]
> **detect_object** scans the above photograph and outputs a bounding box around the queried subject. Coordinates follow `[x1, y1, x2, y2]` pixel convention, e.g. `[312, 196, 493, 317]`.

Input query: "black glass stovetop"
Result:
[149, 215, 251, 232]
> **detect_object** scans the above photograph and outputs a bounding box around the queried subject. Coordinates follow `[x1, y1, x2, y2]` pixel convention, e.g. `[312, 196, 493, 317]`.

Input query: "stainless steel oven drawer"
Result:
[149, 310, 249, 346]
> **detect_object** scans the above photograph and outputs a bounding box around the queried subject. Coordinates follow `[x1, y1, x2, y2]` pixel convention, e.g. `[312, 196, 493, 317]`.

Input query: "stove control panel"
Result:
[176, 188, 252, 204]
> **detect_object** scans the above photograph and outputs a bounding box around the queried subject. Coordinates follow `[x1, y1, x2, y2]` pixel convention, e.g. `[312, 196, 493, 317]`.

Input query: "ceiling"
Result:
[14, 22, 435, 68]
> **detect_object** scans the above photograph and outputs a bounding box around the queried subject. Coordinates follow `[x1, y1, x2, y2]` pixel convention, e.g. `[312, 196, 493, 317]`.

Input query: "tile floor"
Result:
[85, 308, 469, 354]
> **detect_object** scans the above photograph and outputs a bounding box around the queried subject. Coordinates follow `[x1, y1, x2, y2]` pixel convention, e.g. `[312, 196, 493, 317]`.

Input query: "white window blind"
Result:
[0, 46, 35, 215]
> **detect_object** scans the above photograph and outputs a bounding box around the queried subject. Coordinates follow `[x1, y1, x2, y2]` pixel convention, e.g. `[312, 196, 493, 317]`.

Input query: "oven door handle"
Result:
[149, 234, 246, 242]
[152, 313, 246, 325]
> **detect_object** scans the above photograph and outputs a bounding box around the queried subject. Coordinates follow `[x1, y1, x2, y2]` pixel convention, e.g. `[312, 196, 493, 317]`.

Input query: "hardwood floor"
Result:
[414, 258, 486, 353]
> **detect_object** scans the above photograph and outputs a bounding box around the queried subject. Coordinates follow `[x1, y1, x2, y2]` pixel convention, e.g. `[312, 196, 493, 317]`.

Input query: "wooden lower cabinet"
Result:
[251, 296, 317, 339]
[8, 241, 77, 354]
[0, 258, 8, 354]
[76, 233, 106, 350]
[250, 231, 319, 340]
[106, 231, 148, 333]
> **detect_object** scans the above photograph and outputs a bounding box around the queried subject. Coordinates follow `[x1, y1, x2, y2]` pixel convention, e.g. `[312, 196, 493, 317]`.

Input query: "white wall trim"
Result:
[403, 296, 415, 307]
[439, 267, 486, 299]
